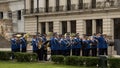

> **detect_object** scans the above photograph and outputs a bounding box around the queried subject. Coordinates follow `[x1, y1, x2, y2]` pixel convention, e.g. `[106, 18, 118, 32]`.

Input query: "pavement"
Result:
[0, 48, 11, 51]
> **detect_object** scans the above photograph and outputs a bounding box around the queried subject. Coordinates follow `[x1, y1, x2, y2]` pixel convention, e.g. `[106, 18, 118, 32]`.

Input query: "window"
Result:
[45, 0, 49, 12]
[67, 0, 71, 11]
[70, 20, 76, 33]
[62, 21, 67, 34]
[106, 0, 110, 2]
[86, 20, 92, 36]
[56, 0, 60, 11]
[8, 11, 12, 18]
[41, 22, 46, 34]
[17, 10, 21, 20]
[78, 0, 83, 9]
[48, 22, 53, 32]
[0, 12, 3, 19]
[30, 0, 34, 13]
[37, 0, 39, 12]
[91, 0, 96, 8]
[96, 19, 103, 34]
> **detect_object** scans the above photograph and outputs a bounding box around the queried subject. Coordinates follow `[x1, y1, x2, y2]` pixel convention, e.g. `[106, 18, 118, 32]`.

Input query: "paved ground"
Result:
[0, 48, 11, 51]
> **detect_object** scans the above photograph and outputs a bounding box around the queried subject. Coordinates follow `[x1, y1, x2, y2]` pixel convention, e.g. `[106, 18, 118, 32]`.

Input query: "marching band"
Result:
[10, 32, 110, 61]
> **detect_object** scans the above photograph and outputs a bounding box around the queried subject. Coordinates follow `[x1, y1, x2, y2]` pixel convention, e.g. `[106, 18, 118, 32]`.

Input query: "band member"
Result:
[36, 35, 44, 61]
[103, 34, 108, 55]
[58, 34, 63, 55]
[10, 34, 17, 59]
[16, 37, 21, 52]
[41, 34, 48, 61]
[73, 33, 82, 56]
[65, 33, 72, 56]
[82, 35, 90, 56]
[20, 36, 27, 52]
[91, 37, 98, 56]
[95, 33, 106, 55]
[50, 32, 60, 55]
[31, 35, 38, 53]
[11, 35, 17, 52]
[71, 35, 76, 56]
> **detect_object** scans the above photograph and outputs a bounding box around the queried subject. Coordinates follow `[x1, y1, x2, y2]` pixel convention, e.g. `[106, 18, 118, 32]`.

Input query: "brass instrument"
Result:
[38, 39, 43, 49]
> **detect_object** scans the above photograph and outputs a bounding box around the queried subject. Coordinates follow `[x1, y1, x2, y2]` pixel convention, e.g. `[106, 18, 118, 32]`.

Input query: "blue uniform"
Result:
[20, 37, 27, 52]
[16, 39, 20, 52]
[91, 39, 98, 56]
[60, 39, 67, 50]
[82, 40, 91, 56]
[31, 38, 38, 53]
[72, 37, 82, 56]
[11, 38, 17, 52]
[50, 37, 60, 50]
[74, 38, 82, 48]
[60, 38, 68, 56]
[91, 40, 98, 48]
[95, 36, 105, 48]
[66, 37, 72, 56]
[50, 37, 60, 55]
[95, 36, 108, 55]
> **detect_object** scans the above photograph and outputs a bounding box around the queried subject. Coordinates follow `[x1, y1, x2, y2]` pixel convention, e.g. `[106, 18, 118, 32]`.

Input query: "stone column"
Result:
[76, 19, 85, 35]
[53, 21, 60, 34]
[103, 18, 113, 37]
[92, 19, 96, 34]
[38, 22, 41, 33]
[67, 21, 71, 33]
[46, 22, 49, 34]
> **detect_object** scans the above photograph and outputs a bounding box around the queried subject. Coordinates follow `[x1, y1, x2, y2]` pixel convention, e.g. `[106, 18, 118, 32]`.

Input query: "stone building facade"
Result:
[23, 0, 120, 41]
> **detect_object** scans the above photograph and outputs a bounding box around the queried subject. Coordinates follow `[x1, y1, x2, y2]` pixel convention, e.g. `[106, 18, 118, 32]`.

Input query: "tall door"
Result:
[62, 21, 67, 34]
[114, 18, 120, 39]
[114, 18, 120, 55]
[86, 20, 92, 36]
[41, 22, 46, 34]
[70, 20, 76, 33]
[96, 19, 103, 34]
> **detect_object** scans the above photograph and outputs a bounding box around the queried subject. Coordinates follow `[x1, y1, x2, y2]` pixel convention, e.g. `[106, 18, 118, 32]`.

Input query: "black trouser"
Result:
[51, 50, 59, 55]
[86, 49, 90, 56]
[74, 48, 80, 56]
[22, 48, 27, 52]
[91, 48, 97, 56]
[61, 50, 67, 56]
[99, 48, 104, 55]
[72, 49, 76, 56]
[66, 49, 70, 56]
[82, 49, 86, 56]
[103, 48, 108, 55]
[16, 48, 20, 52]
[43, 49, 47, 61]
[33, 50, 39, 60]
[82, 49, 90, 56]
[11, 49, 17, 59]
[38, 48, 44, 61]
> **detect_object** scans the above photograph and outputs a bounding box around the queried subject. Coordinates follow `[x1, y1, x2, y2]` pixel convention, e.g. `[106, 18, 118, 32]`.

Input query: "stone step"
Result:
[0, 35, 10, 48]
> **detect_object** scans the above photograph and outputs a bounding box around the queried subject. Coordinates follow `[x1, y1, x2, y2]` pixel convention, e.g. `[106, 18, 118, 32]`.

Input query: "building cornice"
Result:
[23, 8, 120, 17]
[0, 0, 23, 3]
